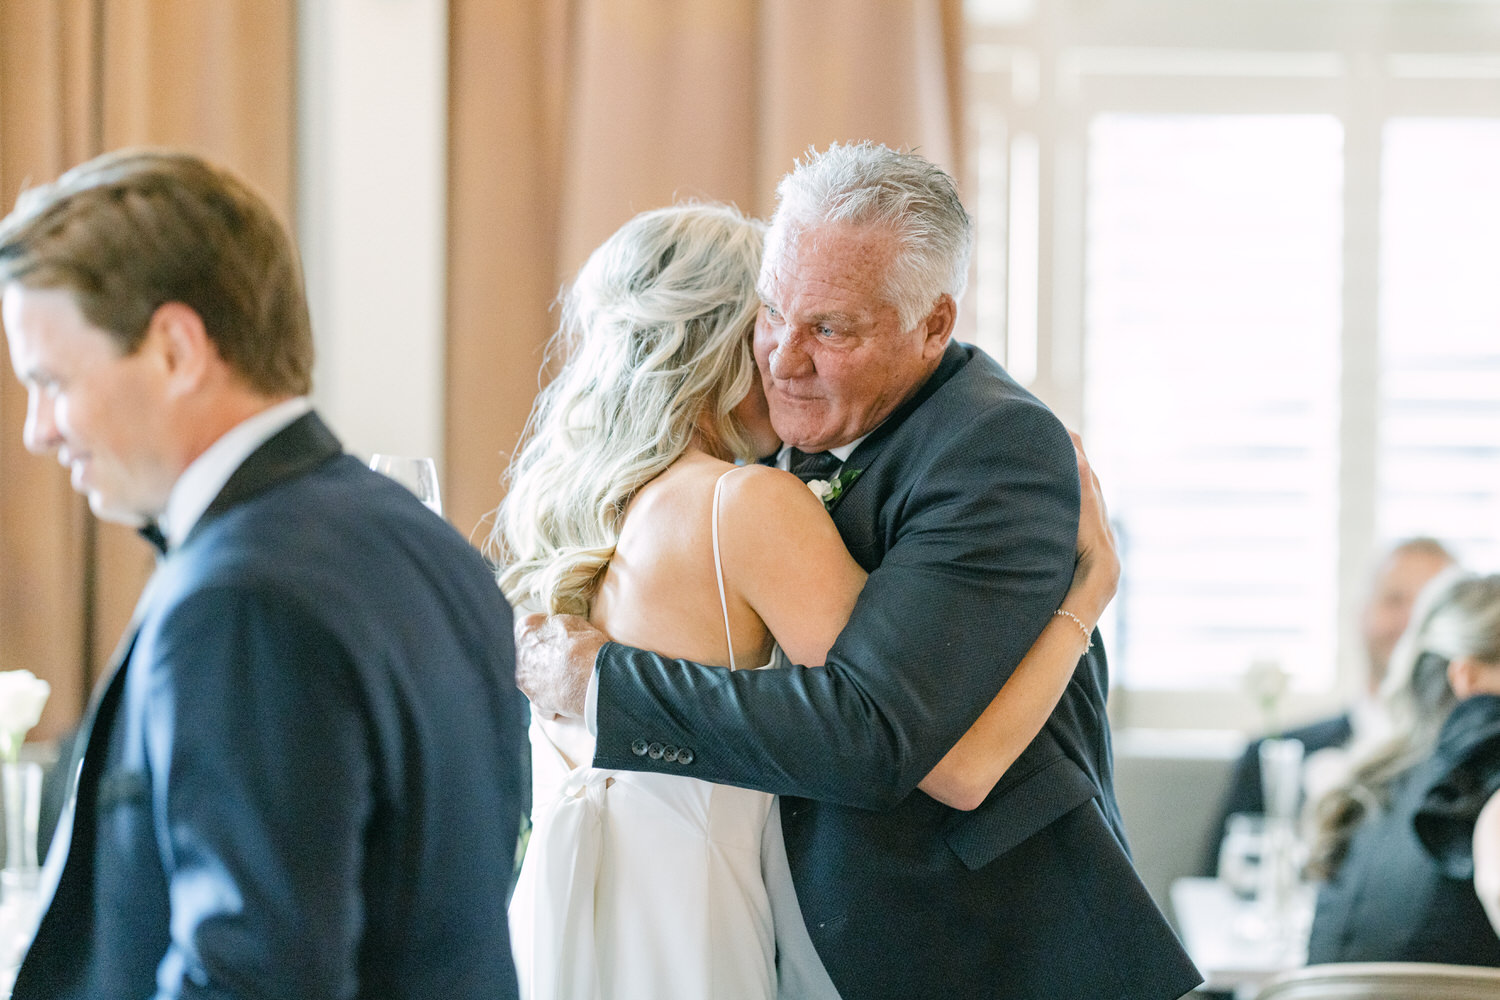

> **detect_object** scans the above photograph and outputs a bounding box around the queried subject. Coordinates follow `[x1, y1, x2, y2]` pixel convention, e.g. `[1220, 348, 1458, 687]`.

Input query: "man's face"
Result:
[1360, 547, 1455, 691]
[753, 222, 951, 452]
[4, 284, 175, 525]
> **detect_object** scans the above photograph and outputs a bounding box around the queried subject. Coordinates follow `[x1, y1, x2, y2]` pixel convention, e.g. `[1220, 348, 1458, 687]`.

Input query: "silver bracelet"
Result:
[1053, 609, 1093, 649]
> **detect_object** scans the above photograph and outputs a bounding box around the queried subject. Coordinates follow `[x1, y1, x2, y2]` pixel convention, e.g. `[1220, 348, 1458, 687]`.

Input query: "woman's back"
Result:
[592, 451, 774, 671]
[511, 452, 790, 1000]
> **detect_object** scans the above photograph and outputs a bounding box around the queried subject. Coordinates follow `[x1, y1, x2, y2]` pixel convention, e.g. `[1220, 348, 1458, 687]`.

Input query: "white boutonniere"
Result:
[807, 467, 862, 509]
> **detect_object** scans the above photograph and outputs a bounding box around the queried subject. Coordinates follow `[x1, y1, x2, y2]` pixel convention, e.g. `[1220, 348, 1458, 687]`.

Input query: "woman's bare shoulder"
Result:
[715, 463, 828, 516]
[625, 451, 739, 521]
[714, 463, 844, 561]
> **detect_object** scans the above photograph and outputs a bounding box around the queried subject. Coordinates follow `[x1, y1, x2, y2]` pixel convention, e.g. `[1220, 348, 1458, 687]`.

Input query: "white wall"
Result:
[298, 0, 449, 467]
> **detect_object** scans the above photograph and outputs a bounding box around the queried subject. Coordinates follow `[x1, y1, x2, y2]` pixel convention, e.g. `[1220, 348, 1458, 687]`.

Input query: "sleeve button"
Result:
[647, 742, 664, 760]
[677, 747, 695, 765]
[663, 746, 679, 762]
[631, 739, 649, 757]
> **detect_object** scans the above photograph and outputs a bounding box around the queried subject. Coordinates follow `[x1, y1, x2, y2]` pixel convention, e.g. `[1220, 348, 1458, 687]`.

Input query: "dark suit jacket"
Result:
[1199, 713, 1354, 876]
[14, 413, 526, 1000]
[593, 344, 1201, 1000]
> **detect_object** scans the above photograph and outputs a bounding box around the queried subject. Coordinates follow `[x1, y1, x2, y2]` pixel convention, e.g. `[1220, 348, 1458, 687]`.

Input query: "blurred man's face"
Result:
[4, 284, 175, 525]
[753, 222, 950, 452]
[1360, 547, 1455, 691]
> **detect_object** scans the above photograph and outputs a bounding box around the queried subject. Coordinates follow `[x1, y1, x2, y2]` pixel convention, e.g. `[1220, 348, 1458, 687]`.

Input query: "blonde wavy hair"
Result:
[489, 202, 767, 615]
[1308, 571, 1500, 880]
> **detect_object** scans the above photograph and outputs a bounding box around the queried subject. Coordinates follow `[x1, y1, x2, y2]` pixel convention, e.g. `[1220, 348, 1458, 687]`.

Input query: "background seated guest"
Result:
[0, 149, 527, 1000]
[1201, 537, 1457, 875]
[1304, 571, 1500, 965]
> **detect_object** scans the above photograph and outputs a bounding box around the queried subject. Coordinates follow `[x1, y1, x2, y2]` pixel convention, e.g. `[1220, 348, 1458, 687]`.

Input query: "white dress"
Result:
[509, 469, 837, 1000]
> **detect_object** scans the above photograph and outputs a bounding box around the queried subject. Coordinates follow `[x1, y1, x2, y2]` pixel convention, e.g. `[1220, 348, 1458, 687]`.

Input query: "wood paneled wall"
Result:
[0, 0, 294, 740]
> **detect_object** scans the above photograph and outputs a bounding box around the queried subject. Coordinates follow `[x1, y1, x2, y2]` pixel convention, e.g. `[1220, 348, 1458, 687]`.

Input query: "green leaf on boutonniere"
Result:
[806, 467, 862, 509]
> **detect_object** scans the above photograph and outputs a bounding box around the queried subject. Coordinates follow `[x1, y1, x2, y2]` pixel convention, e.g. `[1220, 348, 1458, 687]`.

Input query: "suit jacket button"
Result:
[631, 739, 649, 756]
[663, 746, 679, 762]
[647, 742, 664, 759]
[677, 747, 694, 765]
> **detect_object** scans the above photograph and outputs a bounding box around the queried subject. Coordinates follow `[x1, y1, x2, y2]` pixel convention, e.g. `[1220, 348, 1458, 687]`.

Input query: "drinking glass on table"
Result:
[369, 455, 443, 517]
[1218, 812, 1266, 901]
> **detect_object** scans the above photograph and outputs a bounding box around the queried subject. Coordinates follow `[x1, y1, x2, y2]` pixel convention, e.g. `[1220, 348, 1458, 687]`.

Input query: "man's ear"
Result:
[920, 294, 956, 360]
[145, 301, 215, 397]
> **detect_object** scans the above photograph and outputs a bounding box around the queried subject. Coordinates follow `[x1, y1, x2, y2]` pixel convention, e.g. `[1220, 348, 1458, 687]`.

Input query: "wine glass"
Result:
[369, 454, 443, 517]
[1217, 812, 1265, 902]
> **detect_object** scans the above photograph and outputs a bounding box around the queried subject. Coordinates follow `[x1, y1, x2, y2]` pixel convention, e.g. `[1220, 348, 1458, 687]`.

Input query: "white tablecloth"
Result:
[1170, 876, 1314, 997]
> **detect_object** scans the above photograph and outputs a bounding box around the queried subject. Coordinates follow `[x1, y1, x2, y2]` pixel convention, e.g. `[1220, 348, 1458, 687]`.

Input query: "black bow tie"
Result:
[788, 448, 843, 484]
[139, 521, 168, 555]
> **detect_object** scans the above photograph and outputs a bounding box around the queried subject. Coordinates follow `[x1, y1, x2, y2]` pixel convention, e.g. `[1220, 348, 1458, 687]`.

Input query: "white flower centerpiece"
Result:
[0, 669, 50, 887]
[1243, 656, 1290, 739]
[1240, 657, 1305, 932]
[0, 670, 49, 766]
[1, 669, 49, 990]
[1242, 657, 1303, 820]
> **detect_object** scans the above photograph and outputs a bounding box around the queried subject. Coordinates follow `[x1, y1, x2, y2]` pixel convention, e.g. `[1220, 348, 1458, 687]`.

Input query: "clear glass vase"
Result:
[1254, 737, 1306, 941]
[1, 759, 43, 993]
[1, 759, 42, 896]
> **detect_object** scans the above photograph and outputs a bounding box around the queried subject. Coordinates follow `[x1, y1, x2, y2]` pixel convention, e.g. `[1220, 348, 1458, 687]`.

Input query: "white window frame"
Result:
[965, 0, 1500, 732]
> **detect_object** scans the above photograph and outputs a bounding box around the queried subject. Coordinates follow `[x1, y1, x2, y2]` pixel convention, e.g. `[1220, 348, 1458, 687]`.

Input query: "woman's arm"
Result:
[1474, 788, 1500, 935]
[917, 433, 1118, 810]
[725, 434, 1118, 812]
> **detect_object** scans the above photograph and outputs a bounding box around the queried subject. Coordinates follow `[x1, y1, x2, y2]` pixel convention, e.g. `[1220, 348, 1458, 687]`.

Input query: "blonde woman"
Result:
[492, 202, 1116, 1000]
[1307, 571, 1500, 965]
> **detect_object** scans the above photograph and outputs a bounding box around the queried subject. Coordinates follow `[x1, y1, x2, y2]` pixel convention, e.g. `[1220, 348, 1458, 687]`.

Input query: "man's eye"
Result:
[817, 325, 836, 338]
[765, 306, 782, 321]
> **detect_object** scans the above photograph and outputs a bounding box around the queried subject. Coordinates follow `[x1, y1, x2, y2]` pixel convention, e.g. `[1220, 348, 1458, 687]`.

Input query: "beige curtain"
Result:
[446, 0, 966, 541]
[0, 0, 294, 739]
[1, 0, 961, 734]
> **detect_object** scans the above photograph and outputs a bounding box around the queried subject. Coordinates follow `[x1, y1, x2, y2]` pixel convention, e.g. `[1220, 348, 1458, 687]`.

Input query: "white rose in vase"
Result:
[0, 669, 51, 762]
[1243, 656, 1291, 738]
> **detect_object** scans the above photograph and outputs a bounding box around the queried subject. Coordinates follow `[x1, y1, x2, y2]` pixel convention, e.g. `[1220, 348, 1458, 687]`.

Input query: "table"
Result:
[1170, 876, 1314, 998]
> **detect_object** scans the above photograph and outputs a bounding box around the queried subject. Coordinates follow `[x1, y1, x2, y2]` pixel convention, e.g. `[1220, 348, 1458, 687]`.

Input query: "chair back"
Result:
[1254, 961, 1500, 1000]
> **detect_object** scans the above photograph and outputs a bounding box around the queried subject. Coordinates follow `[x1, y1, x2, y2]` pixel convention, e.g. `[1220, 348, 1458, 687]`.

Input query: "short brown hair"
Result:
[0, 148, 313, 395]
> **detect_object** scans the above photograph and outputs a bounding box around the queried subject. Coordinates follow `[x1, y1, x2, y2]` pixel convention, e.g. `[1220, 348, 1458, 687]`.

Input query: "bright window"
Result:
[1377, 118, 1500, 571]
[965, 2, 1500, 726]
[1083, 114, 1344, 691]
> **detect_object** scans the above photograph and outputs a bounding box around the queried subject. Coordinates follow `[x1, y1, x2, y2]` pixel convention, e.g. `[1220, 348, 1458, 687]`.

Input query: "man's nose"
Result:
[23, 391, 59, 455]
[767, 328, 813, 379]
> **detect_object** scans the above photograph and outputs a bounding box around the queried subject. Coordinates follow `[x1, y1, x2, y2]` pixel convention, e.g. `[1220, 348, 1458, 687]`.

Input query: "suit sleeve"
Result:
[593, 394, 1080, 810]
[141, 582, 371, 999]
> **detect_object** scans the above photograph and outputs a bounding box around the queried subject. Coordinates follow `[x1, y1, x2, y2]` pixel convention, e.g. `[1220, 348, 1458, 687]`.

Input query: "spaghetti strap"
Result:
[711, 466, 749, 671]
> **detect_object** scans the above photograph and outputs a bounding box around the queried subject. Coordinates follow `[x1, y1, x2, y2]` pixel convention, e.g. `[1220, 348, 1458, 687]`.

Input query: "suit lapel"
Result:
[823, 342, 968, 519]
[19, 619, 140, 985]
[23, 412, 342, 961]
[183, 411, 342, 547]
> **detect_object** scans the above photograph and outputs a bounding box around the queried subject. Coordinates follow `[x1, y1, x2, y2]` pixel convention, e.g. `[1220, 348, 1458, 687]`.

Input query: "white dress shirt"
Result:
[158, 397, 313, 550]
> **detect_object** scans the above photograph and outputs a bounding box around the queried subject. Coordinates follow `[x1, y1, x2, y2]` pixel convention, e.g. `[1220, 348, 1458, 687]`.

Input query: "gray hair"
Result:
[1309, 571, 1500, 879]
[766, 141, 972, 331]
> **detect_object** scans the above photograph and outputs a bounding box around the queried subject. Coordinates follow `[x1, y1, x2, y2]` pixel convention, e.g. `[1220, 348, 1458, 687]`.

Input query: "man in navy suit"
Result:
[517, 142, 1200, 999]
[0, 150, 525, 999]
